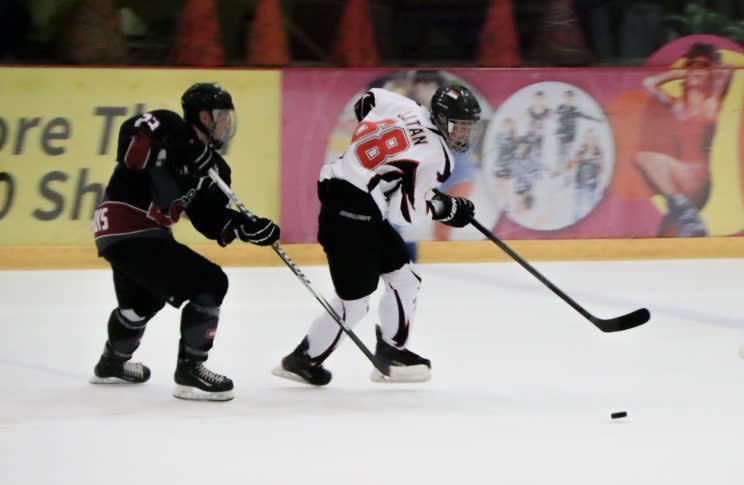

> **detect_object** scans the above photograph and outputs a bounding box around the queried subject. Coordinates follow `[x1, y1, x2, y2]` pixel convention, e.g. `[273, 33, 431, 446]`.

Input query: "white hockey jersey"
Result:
[319, 88, 454, 226]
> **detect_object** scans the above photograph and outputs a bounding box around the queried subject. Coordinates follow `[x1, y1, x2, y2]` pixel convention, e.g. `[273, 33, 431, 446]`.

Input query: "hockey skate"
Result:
[90, 357, 151, 384]
[271, 338, 332, 386]
[371, 325, 431, 383]
[173, 359, 234, 401]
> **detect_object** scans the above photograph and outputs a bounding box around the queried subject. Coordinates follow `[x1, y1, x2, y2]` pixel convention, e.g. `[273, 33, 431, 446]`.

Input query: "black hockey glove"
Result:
[186, 141, 217, 177]
[430, 192, 475, 228]
[221, 211, 280, 246]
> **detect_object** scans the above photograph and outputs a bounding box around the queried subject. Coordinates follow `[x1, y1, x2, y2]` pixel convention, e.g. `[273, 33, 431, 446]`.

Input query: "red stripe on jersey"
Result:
[124, 134, 152, 170]
[92, 201, 168, 240]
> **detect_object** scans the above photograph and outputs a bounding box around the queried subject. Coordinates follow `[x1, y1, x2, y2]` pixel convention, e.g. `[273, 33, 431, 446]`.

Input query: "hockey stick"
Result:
[433, 191, 650, 332]
[207, 168, 391, 377]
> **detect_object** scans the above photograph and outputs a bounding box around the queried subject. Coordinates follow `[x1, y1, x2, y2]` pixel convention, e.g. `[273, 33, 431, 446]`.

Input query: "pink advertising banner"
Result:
[281, 38, 744, 243]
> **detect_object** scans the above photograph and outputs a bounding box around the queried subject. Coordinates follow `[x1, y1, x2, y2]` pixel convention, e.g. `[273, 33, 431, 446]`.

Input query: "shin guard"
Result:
[103, 308, 150, 362]
[178, 296, 220, 362]
[378, 264, 421, 348]
[306, 295, 370, 363]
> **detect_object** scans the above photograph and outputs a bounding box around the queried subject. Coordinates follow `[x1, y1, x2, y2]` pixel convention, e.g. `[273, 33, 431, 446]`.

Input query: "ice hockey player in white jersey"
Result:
[272, 85, 482, 385]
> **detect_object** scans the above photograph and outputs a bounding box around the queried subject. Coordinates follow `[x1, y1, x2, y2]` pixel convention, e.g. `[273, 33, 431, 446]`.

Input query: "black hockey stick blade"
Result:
[446, 198, 651, 333]
[591, 307, 650, 333]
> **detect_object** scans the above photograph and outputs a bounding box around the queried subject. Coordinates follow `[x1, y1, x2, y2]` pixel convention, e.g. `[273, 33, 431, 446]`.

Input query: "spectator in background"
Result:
[0, 1, 31, 62]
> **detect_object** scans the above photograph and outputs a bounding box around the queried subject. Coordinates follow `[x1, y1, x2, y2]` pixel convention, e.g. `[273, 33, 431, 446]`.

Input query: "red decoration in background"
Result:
[331, 0, 381, 67]
[170, 0, 226, 66]
[246, 0, 291, 66]
[477, 0, 521, 67]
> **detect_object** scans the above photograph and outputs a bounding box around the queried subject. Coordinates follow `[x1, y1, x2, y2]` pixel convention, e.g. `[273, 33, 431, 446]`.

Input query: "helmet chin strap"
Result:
[207, 122, 223, 149]
[193, 116, 223, 149]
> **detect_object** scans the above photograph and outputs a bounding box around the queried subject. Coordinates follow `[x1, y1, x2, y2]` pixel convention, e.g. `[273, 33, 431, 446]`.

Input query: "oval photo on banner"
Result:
[482, 81, 615, 231]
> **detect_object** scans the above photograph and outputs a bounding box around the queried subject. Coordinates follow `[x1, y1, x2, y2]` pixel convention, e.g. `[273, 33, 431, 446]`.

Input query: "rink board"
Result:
[1, 237, 744, 270]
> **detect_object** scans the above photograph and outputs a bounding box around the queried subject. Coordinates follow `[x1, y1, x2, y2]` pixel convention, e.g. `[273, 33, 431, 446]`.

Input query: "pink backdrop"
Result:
[281, 66, 743, 243]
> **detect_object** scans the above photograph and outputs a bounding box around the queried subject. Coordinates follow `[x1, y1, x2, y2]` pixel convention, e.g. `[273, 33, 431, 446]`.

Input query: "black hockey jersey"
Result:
[92, 109, 234, 253]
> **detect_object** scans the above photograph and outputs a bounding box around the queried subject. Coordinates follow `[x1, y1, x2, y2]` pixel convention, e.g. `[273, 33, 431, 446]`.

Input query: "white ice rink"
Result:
[1, 257, 743, 485]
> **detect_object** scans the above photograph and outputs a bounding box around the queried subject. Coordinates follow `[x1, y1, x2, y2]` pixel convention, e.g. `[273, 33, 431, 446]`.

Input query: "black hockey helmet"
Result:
[181, 83, 237, 148]
[430, 85, 482, 152]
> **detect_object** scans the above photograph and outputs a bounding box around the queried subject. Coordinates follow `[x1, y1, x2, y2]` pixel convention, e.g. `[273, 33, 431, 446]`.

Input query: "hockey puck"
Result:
[611, 411, 627, 419]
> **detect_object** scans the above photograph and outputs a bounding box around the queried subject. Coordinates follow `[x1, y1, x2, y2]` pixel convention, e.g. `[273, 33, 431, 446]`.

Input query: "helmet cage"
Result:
[430, 86, 482, 152]
[434, 114, 482, 152]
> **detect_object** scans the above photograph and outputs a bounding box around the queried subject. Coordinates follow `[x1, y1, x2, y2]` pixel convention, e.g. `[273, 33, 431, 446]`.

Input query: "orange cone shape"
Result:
[477, 0, 521, 66]
[331, 0, 380, 67]
[171, 0, 226, 66]
[532, 0, 594, 66]
[246, 0, 291, 65]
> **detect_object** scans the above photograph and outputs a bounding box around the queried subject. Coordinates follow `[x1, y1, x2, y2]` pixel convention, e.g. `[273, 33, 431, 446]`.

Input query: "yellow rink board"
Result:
[1, 237, 743, 270]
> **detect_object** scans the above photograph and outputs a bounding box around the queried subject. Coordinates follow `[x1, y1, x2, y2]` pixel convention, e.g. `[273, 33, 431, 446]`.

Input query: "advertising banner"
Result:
[0, 68, 280, 246]
[281, 38, 744, 243]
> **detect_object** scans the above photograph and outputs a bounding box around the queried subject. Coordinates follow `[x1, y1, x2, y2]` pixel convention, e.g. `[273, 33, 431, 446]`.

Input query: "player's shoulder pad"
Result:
[368, 88, 418, 109]
[147, 109, 189, 132]
[354, 91, 376, 122]
[120, 109, 187, 139]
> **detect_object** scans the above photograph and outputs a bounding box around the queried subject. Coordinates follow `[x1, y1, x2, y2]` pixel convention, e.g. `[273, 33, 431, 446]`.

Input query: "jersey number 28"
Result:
[353, 120, 409, 169]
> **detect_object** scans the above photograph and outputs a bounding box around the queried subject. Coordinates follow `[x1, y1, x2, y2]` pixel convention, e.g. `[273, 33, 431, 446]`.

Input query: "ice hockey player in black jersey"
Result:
[272, 85, 481, 386]
[89, 83, 280, 401]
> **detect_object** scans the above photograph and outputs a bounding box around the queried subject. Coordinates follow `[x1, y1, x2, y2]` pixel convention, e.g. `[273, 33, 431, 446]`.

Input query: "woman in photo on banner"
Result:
[634, 43, 732, 237]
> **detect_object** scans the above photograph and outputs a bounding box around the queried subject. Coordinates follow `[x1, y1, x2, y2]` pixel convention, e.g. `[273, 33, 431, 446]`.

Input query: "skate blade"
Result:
[370, 364, 431, 383]
[271, 366, 321, 386]
[172, 384, 234, 402]
[89, 376, 143, 384]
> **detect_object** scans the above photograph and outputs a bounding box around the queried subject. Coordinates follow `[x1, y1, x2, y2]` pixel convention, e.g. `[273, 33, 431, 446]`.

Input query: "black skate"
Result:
[90, 357, 151, 384]
[173, 360, 234, 401]
[371, 325, 431, 383]
[271, 338, 331, 386]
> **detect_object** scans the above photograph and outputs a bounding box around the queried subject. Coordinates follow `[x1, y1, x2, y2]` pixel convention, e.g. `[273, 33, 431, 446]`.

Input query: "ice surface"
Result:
[1, 258, 743, 484]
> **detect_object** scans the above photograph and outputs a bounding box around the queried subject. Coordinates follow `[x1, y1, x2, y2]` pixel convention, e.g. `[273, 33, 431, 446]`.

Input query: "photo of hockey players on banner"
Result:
[481, 81, 612, 231]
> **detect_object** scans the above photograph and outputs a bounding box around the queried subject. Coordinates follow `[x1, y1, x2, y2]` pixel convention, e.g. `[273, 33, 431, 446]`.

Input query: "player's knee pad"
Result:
[379, 264, 422, 347]
[179, 295, 220, 361]
[306, 295, 370, 361]
[105, 307, 154, 360]
[337, 295, 370, 327]
[204, 267, 228, 306]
